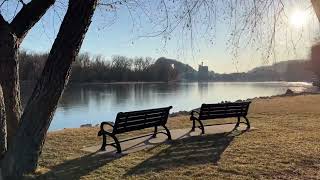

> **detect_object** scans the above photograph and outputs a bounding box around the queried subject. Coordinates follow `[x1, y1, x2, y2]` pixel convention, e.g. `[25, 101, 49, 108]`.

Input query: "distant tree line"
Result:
[19, 51, 316, 83]
[18, 51, 178, 83]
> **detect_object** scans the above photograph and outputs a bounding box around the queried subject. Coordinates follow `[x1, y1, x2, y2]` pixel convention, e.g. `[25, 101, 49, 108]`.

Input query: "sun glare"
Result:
[290, 10, 308, 28]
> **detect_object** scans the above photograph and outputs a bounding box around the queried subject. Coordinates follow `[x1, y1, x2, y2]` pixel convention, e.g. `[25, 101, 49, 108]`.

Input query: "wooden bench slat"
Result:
[116, 116, 166, 128]
[201, 108, 247, 113]
[117, 112, 166, 123]
[202, 105, 245, 108]
[118, 111, 163, 119]
[201, 113, 244, 119]
[202, 106, 247, 110]
[201, 111, 246, 116]
[115, 120, 164, 134]
[119, 107, 171, 116]
[202, 102, 250, 108]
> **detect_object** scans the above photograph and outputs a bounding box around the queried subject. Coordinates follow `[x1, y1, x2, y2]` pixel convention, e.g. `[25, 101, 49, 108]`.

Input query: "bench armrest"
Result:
[100, 121, 114, 128]
[191, 110, 200, 115]
[190, 110, 200, 120]
[98, 122, 114, 136]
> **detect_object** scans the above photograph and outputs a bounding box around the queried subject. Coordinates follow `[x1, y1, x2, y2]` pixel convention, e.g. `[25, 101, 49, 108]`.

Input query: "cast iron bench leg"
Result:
[109, 134, 121, 153]
[100, 133, 122, 153]
[197, 119, 205, 134]
[162, 125, 172, 140]
[191, 117, 196, 131]
[244, 116, 250, 129]
[191, 117, 205, 134]
[100, 134, 107, 151]
[234, 116, 241, 129]
[152, 126, 158, 138]
[191, 116, 203, 133]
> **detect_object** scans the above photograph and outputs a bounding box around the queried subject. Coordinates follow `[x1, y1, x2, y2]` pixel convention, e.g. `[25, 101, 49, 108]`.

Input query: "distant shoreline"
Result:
[22, 80, 318, 132]
[50, 90, 320, 133]
[50, 87, 320, 132]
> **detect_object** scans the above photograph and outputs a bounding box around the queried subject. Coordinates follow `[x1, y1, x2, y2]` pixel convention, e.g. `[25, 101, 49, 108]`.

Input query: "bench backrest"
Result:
[113, 106, 172, 134]
[199, 102, 251, 120]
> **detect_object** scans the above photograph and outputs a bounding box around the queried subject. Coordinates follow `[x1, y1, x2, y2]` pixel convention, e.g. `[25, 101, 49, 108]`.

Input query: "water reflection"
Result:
[21, 82, 312, 131]
[198, 82, 209, 99]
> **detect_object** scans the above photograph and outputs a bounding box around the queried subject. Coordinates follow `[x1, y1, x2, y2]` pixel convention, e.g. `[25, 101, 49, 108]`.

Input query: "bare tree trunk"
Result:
[0, 0, 98, 178]
[0, 24, 21, 142]
[312, 0, 320, 23]
[0, 85, 6, 158]
[0, 0, 55, 144]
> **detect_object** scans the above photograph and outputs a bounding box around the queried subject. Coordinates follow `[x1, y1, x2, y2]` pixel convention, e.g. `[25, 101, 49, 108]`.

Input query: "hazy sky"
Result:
[2, 0, 319, 73]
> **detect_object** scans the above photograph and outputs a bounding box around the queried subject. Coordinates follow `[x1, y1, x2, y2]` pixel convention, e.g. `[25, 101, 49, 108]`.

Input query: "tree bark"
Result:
[0, 0, 98, 178]
[0, 85, 6, 159]
[0, 22, 21, 142]
[0, 0, 55, 143]
[312, 0, 320, 23]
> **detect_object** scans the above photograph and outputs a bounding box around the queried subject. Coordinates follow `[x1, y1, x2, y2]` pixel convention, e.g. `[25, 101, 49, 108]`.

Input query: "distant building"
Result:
[198, 62, 209, 81]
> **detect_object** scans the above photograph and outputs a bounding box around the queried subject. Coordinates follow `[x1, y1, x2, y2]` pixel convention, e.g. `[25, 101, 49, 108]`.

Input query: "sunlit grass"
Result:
[32, 94, 320, 179]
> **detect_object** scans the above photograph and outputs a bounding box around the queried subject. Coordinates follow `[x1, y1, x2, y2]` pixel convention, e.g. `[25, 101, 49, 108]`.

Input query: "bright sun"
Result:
[290, 10, 308, 28]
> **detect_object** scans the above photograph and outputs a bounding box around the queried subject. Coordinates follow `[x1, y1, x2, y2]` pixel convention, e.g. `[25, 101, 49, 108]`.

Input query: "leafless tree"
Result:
[0, 0, 98, 178]
[0, 0, 319, 178]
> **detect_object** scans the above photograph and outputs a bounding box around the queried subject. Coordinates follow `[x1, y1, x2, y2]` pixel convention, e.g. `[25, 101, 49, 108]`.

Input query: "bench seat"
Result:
[190, 102, 251, 134]
[98, 106, 172, 153]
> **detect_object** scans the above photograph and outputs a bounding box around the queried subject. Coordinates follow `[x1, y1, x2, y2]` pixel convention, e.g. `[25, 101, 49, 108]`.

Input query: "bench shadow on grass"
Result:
[125, 130, 246, 176]
[38, 152, 124, 180]
[38, 129, 246, 179]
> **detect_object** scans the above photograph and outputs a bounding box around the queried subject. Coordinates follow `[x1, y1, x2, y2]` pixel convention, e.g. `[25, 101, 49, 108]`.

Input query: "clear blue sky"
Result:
[2, 0, 318, 73]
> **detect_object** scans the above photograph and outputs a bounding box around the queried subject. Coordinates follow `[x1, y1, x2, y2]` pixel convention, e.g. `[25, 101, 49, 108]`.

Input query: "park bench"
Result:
[190, 102, 251, 134]
[98, 106, 172, 153]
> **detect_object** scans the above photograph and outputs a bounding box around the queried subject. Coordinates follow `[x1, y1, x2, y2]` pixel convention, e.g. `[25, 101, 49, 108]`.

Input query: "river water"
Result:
[21, 82, 312, 131]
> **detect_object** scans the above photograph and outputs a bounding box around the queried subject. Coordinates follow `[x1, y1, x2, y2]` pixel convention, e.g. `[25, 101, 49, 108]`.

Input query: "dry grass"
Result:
[32, 95, 320, 179]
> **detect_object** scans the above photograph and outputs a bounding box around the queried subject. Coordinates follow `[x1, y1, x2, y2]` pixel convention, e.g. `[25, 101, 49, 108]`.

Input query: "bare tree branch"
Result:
[18, 0, 25, 6]
[10, 0, 55, 40]
[0, 0, 6, 9]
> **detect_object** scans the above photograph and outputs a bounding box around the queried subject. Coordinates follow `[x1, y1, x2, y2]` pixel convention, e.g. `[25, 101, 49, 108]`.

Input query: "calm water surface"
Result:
[21, 82, 312, 131]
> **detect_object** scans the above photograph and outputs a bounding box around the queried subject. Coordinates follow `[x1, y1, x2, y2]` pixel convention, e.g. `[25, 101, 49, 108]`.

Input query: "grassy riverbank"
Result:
[31, 94, 320, 179]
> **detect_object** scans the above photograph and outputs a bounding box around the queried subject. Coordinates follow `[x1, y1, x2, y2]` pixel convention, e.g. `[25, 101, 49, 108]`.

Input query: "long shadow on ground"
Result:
[37, 129, 246, 179]
[125, 130, 244, 176]
[38, 152, 123, 180]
